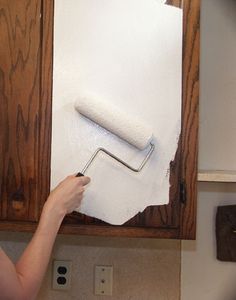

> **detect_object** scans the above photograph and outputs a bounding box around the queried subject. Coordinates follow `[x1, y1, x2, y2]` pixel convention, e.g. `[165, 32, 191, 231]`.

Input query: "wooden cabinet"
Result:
[0, 0, 199, 239]
[0, 0, 53, 222]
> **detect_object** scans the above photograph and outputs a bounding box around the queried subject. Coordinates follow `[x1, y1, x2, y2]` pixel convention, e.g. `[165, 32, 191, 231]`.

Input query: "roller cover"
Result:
[75, 94, 153, 150]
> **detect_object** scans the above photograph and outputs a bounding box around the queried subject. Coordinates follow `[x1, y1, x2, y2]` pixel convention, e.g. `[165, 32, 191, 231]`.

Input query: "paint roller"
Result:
[74, 94, 155, 176]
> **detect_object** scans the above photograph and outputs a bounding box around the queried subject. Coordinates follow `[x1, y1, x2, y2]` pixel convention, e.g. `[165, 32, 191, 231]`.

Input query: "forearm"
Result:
[0, 175, 90, 300]
[15, 203, 65, 300]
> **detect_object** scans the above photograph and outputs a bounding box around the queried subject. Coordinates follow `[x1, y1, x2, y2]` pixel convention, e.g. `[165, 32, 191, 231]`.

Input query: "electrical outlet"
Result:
[94, 265, 113, 296]
[52, 260, 72, 290]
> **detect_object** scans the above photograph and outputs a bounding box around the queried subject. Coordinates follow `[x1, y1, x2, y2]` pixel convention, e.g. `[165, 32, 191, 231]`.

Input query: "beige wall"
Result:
[182, 0, 236, 299]
[182, 183, 236, 300]
[198, 0, 236, 171]
[0, 232, 180, 299]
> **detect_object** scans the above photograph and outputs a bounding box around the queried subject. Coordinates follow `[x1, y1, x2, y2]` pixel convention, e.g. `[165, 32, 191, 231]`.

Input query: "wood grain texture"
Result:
[0, 0, 53, 223]
[37, 0, 54, 214]
[0, 0, 41, 221]
[180, 0, 200, 239]
[0, 220, 179, 239]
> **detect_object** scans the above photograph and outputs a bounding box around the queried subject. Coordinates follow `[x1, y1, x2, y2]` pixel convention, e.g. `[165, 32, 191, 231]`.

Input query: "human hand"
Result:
[46, 175, 91, 216]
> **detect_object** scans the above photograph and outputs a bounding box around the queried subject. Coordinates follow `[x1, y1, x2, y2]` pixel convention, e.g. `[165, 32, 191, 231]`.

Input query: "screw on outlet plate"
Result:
[94, 265, 113, 296]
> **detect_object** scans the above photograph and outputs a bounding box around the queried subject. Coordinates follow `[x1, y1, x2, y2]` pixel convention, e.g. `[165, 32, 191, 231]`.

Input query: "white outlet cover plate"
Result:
[95, 265, 113, 296]
[52, 260, 72, 290]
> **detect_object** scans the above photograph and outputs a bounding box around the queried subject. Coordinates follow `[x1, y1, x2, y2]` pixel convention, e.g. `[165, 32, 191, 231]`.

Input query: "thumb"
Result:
[78, 176, 91, 186]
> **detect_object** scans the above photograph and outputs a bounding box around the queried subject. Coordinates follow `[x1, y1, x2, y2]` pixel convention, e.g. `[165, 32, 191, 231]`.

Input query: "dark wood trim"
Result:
[0, 221, 179, 239]
[0, 0, 42, 222]
[37, 0, 54, 216]
[59, 224, 179, 239]
[180, 0, 200, 239]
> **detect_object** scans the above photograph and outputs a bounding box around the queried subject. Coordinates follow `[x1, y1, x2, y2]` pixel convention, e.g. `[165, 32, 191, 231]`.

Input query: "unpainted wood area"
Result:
[0, 0, 53, 222]
[0, 0, 41, 221]
[180, 0, 199, 239]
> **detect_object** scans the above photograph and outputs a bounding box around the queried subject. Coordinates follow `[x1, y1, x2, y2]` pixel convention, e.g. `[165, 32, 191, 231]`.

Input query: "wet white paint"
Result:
[51, 0, 182, 225]
[75, 94, 154, 150]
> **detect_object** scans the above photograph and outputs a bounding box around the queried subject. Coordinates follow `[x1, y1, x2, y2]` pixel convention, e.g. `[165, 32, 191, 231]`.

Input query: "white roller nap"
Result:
[75, 94, 153, 150]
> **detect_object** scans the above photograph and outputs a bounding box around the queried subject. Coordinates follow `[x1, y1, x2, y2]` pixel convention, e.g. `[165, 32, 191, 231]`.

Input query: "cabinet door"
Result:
[61, 0, 199, 239]
[0, 0, 53, 224]
[0, 0, 199, 239]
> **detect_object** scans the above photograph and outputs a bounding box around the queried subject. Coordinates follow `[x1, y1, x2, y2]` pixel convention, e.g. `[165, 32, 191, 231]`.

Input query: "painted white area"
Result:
[51, 0, 182, 224]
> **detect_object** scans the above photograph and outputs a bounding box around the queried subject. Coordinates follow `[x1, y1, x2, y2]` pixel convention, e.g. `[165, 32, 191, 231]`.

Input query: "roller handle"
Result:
[76, 172, 84, 177]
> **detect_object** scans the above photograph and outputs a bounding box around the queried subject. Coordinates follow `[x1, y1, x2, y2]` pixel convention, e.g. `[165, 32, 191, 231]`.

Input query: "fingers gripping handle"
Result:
[76, 172, 84, 177]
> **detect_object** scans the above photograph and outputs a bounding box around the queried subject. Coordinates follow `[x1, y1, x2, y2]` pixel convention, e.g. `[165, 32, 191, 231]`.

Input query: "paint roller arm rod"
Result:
[80, 143, 155, 175]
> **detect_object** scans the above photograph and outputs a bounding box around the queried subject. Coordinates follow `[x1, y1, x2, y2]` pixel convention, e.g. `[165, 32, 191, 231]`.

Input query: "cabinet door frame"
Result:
[0, 0, 199, 239]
